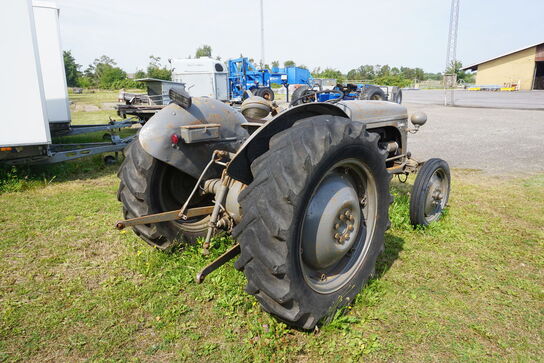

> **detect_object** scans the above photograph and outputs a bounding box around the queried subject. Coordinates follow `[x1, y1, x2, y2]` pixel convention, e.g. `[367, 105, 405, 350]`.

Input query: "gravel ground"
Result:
[404, 102, 544, 175]
[402, 89, 544, 110]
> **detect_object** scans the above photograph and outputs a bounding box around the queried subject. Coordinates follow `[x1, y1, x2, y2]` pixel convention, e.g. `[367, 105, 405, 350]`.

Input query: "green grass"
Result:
[0, 91, 542, 361]
[68, 90, 120, 108]
[0, 161, 542, 361]
[70, 110, 119, 125]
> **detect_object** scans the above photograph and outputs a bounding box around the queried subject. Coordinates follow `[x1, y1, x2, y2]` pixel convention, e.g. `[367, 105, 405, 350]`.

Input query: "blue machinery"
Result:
[227, 57, 312, 101]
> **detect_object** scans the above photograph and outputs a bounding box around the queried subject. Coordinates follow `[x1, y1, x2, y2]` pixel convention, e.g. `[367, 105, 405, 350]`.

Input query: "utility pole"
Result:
[444, 0, 460, 106]
[260, 0, 265, 68]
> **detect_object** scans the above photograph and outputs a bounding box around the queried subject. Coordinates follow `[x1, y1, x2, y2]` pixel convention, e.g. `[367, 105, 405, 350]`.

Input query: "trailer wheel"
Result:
[233, 115, 391, 329]
[117, 139, 210, 249]
[409, 158, 450, 226]
[257, 87, 275, 101]
[395, 89, 403, 104]
[290, 85, 313, 106]
[361, 87, 386, 101]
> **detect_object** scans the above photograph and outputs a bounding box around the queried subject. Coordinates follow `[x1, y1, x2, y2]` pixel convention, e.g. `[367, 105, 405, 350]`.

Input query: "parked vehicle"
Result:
[171, 57, 312, 102]
[115, 88, 450, 329]
[0, 0, 135, 165]
[291, 82, 403, 105]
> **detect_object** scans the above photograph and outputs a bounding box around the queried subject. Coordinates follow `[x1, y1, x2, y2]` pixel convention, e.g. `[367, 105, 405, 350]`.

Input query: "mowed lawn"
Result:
[1, 160, 542, 362]
[0, 92, 543, 361]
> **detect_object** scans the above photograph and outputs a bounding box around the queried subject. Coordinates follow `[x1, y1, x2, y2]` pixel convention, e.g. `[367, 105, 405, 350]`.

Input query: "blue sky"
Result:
[55, 0, 544, 73]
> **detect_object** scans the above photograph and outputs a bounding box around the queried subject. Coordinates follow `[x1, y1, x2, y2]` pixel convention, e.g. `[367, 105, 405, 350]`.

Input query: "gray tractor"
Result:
[115, 89, 450, 329]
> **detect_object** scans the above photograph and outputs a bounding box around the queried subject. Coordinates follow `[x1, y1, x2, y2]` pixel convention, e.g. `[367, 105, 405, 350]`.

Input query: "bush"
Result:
[98, 67, 127, 89]
[77, 76, 94, 88]
[373, 75, 411, 88]
[110, 79, 145, 90]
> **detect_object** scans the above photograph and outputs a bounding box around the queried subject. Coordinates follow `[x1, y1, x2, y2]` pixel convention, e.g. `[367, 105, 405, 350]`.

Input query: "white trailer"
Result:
[171, 57, 229, 101]
[0, 0, 136, 165]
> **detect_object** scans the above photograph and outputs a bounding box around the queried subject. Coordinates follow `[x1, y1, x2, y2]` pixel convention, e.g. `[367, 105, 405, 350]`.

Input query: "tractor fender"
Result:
[139, 97, 249, 179]
[226, 102, 348, 185]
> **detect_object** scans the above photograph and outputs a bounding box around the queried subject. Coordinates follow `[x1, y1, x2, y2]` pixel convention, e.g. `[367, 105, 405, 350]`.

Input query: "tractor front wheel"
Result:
[409, 158, 450, 226]
[233, 115, 391, 329]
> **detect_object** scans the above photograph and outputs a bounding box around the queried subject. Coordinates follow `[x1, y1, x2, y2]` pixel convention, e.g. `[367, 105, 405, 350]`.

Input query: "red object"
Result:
[170, 133, 180, 145]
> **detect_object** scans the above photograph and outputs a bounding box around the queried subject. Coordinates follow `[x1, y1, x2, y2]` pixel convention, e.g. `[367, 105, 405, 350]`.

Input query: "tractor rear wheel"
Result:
[233, 115, 391, 329]
[117, 139, 210, 249]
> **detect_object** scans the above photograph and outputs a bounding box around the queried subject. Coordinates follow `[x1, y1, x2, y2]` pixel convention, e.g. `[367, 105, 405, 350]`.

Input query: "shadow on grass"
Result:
[376, 233, 405, 276]
[0, 152, 125, 194]
[373, 178, 412, 276]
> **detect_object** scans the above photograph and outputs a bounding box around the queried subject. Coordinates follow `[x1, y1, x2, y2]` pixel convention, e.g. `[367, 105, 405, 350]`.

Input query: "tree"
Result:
[284, 60, 296, 68]
[374, 74, 411, 88]
[134, 69, 146, 79]
[77, 76, 92, 88]
[446, 60, 474, 83]
[146, 55, 171, 80]
[347, 69, 360, 80]
[271, 60, 279, 68]
[312, 68, 345, 83]
[424, 72, 443, 81]
[92, 55, 116, 79]
[195, 45, 212, 58]
[63, 50, 81, 87]
[378, 64, 391, 77]
[98, 66, 126, 89]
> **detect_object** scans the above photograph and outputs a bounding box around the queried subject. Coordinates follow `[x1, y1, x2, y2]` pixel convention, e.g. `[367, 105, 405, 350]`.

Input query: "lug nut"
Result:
[339, 214, 345, 221]
[334, 233, 340, 239]
[349, 215, 354, 221]
[347, 225, 354, 231]
[344, 210, 350, 217]
[334, 223, 340, 230]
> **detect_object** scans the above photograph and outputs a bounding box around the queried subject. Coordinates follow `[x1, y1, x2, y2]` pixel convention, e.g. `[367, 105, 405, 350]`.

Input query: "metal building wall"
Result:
[475, 47, 537, 90]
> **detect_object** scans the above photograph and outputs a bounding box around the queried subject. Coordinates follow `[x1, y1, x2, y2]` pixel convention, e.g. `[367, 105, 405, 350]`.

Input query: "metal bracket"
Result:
[196, 243, 240, 284]
[115, 206, 214, 230]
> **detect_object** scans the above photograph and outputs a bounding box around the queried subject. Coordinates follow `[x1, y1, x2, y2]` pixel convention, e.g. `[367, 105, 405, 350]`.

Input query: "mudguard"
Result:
[139, 97, 248, 179]
[226, 100, 408, 185]
[226, 103, 348, 185]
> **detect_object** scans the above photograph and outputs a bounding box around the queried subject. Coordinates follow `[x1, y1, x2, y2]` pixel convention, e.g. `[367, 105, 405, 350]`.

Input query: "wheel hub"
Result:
[301, 173, 361, 270]
[425, 173, 447, 218]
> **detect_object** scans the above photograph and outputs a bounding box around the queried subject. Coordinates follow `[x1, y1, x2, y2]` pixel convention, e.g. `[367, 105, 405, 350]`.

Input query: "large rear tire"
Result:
[117, 139, 210, 249]
[233, 115, 391, 329]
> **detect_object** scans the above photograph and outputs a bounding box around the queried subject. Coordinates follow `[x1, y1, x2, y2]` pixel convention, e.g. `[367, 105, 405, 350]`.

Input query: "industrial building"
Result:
[463, 42, 544, 90]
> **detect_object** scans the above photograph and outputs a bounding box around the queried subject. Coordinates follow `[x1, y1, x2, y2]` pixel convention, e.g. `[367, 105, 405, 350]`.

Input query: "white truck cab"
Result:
[171, 57, 228, 101]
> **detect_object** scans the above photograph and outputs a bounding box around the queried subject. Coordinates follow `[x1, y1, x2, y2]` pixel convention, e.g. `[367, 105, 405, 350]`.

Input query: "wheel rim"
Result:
[299, 158, 378, 294]
[423, 168, 449, 223]
[156, 164, 210, 233]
